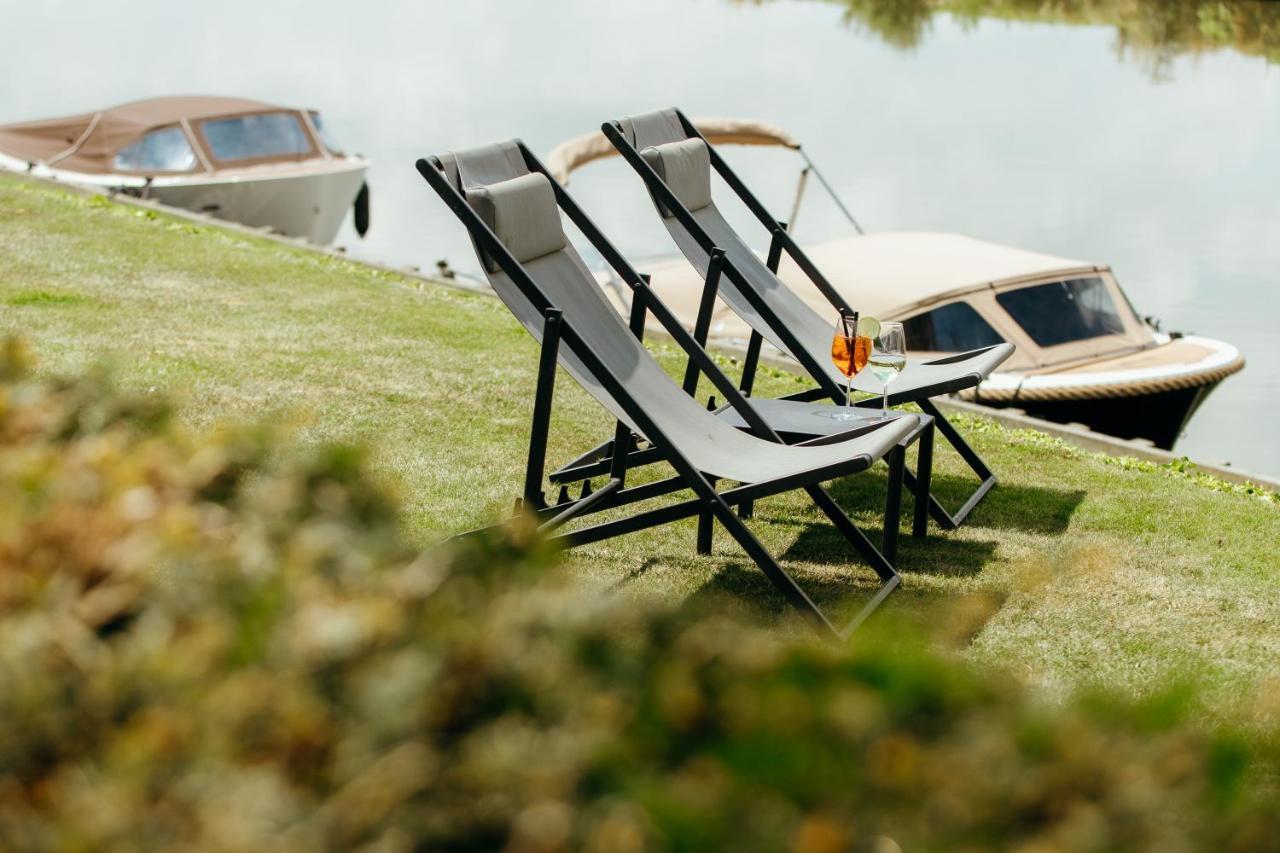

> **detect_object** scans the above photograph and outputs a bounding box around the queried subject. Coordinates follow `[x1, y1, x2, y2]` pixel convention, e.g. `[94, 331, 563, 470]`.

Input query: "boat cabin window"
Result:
[308, 111, 343, 155]
[113, 126, 197, 173]
[996, 277, 1125, 347]
[200, 112, 313, 163]
[902, 302, 1004, 352]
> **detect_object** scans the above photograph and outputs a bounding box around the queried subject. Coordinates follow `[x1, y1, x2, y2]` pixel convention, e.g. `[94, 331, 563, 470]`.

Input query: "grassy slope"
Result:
[2, 175, 1277, 725]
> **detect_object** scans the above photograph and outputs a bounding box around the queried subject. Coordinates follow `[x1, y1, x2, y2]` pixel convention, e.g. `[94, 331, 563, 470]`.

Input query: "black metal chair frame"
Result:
[601, 109, 999, 529]
[417, 142, 917, 641]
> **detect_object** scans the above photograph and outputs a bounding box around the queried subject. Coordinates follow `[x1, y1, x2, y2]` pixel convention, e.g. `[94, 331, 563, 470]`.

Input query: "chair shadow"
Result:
[878, 584, 1011, 648]
[922, 474, 1086, 536]
[779, 516, 999, 578]
[686, 560, 1010, 646]
[685, 559, 890, 626]
[684, 558, 1008, 638]
[607, 558, 659, 592]
[822, 470, 1086, 536]
[578, 462, 1083, 639]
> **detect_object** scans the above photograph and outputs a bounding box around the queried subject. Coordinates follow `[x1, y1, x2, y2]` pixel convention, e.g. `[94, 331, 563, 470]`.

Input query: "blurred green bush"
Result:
[0, 338, 1276, 852]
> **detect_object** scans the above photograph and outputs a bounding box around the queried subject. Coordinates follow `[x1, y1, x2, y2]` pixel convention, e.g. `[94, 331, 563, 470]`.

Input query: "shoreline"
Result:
[11, 169, 1277, 493]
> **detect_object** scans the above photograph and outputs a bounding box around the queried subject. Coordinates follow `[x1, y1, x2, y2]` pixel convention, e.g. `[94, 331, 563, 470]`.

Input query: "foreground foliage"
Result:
[5, 173, 1280, 737]
[1, 344, 1277, 852]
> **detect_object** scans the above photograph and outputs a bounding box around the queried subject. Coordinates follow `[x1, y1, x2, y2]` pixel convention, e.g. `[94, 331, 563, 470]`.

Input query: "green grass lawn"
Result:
[2, 174, 1277, 729]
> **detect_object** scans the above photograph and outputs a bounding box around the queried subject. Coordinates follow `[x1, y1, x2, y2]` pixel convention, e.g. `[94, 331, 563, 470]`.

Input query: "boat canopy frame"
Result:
[547, 117, 864, 234]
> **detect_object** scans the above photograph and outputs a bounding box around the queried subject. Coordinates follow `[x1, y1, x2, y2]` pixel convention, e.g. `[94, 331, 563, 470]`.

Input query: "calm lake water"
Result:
[2, 1, 1277, 477]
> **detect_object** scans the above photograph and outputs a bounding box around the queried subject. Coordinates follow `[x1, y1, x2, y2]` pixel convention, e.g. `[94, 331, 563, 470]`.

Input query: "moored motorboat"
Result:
[0, 96, 368, 244]
[770, 232, 1243, 449]
[550, 121, 1244, 449]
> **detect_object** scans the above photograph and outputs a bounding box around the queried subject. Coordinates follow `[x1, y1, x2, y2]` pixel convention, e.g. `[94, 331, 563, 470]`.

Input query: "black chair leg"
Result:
[697, 479, 716, 554]
[710, 492, 899, 642]
[804, 484, 897, 583]
[707, 498, 840, 639]
[803, 483, 901, 639]
[883, 444, 904, 565]
[913, 419, 934, 538]
[903, 399, 997, 530]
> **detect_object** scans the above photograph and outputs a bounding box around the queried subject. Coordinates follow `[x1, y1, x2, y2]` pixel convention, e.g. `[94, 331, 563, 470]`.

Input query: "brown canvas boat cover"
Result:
[0, 96, 285, 173]
[775, 232, 1100, 317]
[547, 118, 800, 185]
[643, 231, 1098, 324]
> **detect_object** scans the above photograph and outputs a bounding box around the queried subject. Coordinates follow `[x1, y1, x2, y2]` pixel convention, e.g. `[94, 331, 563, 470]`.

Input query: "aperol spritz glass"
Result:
[830, 313, 872, 420]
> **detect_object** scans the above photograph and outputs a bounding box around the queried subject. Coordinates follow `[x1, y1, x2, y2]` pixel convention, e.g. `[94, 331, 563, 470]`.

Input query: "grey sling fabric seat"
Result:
[418, 138, 921, 639]
[441, 144, 911, 485]
[605, 108, 1017, 529]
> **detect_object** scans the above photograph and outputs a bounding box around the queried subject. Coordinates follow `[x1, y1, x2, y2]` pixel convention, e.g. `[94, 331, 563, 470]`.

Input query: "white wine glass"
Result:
[867, 322, 905, 417]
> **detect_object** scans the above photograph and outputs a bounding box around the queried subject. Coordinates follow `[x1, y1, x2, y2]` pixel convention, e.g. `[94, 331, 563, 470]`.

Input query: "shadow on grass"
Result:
[607, 557, 660, 591]
[917, 474, 1086, 535]
[781, 519, 999, 578]
[684, 559, 1012, 643]
[687, 519, 1005, 624]
[880, 585, 1012, 647]
[819, 469, 1086, 536]
[574, 500, 1006, 637]
[685, 560, 886, 626]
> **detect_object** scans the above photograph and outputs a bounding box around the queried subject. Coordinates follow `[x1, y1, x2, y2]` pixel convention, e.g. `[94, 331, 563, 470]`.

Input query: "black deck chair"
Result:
[416, 139, 924, 640]
[602, 108, 1017, 530]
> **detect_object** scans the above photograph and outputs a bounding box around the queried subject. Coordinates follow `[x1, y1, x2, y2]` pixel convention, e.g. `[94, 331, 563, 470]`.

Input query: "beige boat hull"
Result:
[0, 151, 367, 245]
[147, 160, 366, 244]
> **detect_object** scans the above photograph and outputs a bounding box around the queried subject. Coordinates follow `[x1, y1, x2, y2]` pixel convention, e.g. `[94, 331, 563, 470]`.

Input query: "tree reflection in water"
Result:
[735, 0, 1280, 77]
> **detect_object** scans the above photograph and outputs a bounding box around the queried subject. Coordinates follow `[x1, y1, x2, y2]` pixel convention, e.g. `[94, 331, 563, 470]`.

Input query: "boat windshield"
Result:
[200, 112, 313, 163]
[996, 277, 1125, 347]
[113, 126, 197, 173]
[308, 111, 343, 155]
[902, 302, 1004, 352]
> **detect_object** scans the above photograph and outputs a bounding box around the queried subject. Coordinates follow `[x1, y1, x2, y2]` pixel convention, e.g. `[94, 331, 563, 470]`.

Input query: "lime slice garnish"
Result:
[856, 316, 881, 339]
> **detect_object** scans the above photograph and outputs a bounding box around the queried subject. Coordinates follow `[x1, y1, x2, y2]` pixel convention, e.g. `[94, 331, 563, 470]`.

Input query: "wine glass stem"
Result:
[846, 374, 853, 409]
[882, 384, 889, 416]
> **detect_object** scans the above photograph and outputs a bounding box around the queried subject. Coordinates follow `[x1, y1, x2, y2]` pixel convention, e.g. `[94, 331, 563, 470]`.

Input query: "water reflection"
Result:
[0, 0, 1276, 476]
[739, 0, 1280, 76]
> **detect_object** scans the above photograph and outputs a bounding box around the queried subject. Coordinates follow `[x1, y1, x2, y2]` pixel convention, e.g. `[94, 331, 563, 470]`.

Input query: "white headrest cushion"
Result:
[465, 172, 567, 272]
[640, 138, 712, 217]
